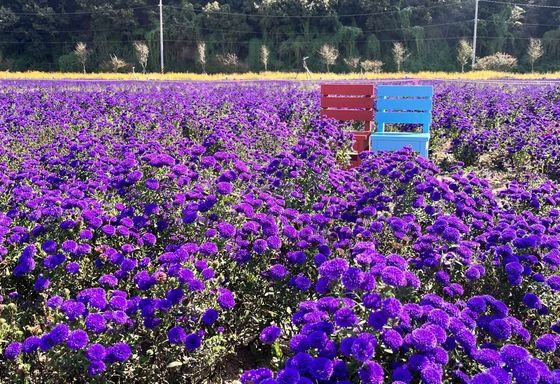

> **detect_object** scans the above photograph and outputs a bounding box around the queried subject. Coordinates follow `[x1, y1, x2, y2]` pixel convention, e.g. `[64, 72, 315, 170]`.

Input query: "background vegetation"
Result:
[2, 0, 560, 73]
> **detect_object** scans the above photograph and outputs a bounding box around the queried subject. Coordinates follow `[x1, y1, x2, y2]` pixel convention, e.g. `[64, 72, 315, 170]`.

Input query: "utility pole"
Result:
[159, 0, 164, 73]
[472, 0, 479, 67]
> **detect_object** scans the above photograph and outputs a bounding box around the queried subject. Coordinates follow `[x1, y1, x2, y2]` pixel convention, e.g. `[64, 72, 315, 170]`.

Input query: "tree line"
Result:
[1, 0, 560, 73]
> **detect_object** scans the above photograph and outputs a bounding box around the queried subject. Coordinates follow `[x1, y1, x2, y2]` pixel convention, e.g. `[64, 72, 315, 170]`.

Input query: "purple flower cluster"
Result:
[1, 80, 560, 383]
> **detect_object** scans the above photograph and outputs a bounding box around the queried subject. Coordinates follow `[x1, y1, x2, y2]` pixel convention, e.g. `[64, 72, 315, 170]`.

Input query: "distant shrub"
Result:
[216, 53, 240, 73]
[57, 53, 80, 72]
[360, 59, 383, 73]
[473, 52, 518, 71]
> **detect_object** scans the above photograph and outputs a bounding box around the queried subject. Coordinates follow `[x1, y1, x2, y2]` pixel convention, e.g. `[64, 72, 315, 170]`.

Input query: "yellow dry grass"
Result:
[1, 70, 560, 81]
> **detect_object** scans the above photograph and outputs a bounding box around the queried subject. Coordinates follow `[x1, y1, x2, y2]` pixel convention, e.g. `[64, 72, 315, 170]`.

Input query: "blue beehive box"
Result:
[371, 85, 433, 158]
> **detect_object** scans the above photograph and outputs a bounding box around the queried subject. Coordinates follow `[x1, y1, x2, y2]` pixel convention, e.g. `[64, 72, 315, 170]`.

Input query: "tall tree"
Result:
[527, 38, 543, 72]
[74, 42, 89, 74]
[457, 40, 473, 72]
[392, 42, 409, 72]
[319, 43, 338, 72]
[133, 41, 149, 74]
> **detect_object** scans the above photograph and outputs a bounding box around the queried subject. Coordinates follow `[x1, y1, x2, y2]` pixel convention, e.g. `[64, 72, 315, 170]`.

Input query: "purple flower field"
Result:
[0, 80, 560, 383]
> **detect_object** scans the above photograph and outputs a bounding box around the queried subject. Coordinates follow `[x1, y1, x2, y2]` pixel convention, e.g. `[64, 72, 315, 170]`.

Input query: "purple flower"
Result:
[3, 341, 22, 360]
[33, 275, 50, 292]
[61, 300, 86, 320]
[318, 258, 349, 280]
[41, 239, 58, 254]
[101, 225, 116, 236]
[199, 242, 218, 256]
[368, 311, 389, 330]
[202, 268, 215, 280]
[145, 178, 160, 190]
[500, 345, 530, 367]
[22, 336, 41, 353]
[201, 308, 219, 325]
[62, 240, 78, 253]
[392, 366, 412, 383]
[86, 343, 107, 361]
[44, 253, 66, 269]
[308, 357, 334, 381]
[13, 245, 36, 276]
[267, 264, 288, 280]
[88, 361, 107, 376]
[342, 267, 363, 291]
[277, 368, 300, 384]
[471, 373, 498, 384]
[488, 318, 512, 340]
[381, 266, 406, 287]
[134, 271, 156, 290]
[467, 296, 487, 313]
[523, 293, 542, 309]
[260, 325, 282, 344]
[512, 361, 540, 384]
[99, 274, 118, 287]
[240, 368, 273, 384]
[513, 234, 541, 248]
[253, 239, 268, 254]
[351, 333, 377, 362]
[267, 236, 282, 250]
[168, 326, 187, 344]
[292, 274, 311, 291]
[47, 295, 63, 308]
[67, 329, 89, 350]
[486, 367, 511, 383]
[217, 288, 235, 309]
[85, 313, 107, 333]
[109, 342, 132, 362]
[217, 222, 236, 238]
[334, 307, 358, 327]
[185, 333, 202, 351]
[307, 331, 328, 350]
[382, 329, 403, 350]
[535, 334, 556, 353]
[547, 275, 560, 291]
[358, 361, 384, 384]
[142, 233, 157, 246]
[49, 323, 70, 344]
[216, 182, 233, 195]
[66, 262, 80, 274]
[411, 328, 437, 352]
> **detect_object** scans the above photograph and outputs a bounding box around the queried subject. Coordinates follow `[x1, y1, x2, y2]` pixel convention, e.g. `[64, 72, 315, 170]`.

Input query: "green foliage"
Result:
[57, 53, 80, 72]
[247, 39, 263, 72]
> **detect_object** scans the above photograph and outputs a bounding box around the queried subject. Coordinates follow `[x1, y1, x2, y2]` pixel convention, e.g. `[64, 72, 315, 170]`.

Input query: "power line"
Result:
[3, 34, 559, 47]
[5, 5, 156, 16]
[161, 36, 473, 45]
[479, 0, 560, 8]
[0, 40, 136, 45]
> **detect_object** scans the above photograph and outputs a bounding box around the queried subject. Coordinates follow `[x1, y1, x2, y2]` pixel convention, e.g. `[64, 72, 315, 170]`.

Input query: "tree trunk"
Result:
[531, 61, 534, 73]
[82, 63, 86, 74]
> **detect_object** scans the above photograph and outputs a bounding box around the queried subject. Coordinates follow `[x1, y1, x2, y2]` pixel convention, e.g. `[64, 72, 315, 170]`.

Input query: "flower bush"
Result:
[0, 80, 559, 383]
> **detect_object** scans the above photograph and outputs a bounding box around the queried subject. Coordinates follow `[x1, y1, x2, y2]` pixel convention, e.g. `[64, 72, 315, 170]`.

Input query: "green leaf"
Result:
[167, 361, 183, 369]
[272, 341, 283, 359]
